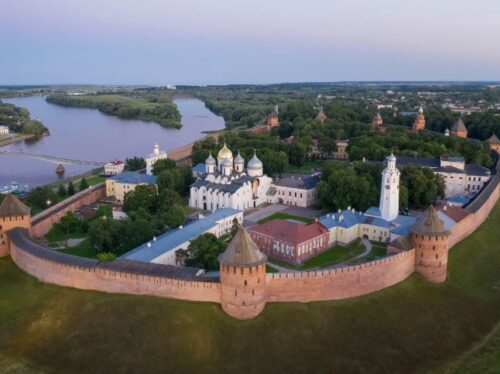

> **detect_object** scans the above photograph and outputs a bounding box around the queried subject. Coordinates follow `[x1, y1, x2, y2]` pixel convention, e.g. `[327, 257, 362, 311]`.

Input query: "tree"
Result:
[158, 189, 183, 214]
[57, 184, 67, 198]
[67, 181, 76, 196]
[79, 177, 89, 191]
[185, 233, 226, 271]
[88, 218, 121, 253]
[162, 204, 186, 229]
[123, 184, 158, 214]
[288, 141, 307, 167]
[27, 186, 58, 209]
[125, 156, 146, 171]
[230, 217, 240, 239]
[152, 158, 177, 175]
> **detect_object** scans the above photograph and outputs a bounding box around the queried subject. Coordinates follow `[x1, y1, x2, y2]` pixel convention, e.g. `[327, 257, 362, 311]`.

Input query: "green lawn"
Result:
[300, 238, 365, 269]
[265, 265, 279, 273]
[58, 239, 98, 258]
[267, 239, 367, 270]
[361, 243, 388, 262]
[284, 160, 323, 173]
[257, 212, 314, 224]
[0, 204, 499, 373]
[85, 175, 105, 186]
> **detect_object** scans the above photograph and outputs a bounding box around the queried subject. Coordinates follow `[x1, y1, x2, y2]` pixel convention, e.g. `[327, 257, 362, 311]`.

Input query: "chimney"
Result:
[147, 242, 152, 248]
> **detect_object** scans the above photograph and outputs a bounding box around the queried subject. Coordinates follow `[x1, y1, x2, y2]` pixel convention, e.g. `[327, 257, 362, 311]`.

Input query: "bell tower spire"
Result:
[379, 152, 400, 221]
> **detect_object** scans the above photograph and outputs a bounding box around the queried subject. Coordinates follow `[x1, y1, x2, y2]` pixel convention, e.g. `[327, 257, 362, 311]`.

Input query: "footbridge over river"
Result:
[0, 150, 106, 166]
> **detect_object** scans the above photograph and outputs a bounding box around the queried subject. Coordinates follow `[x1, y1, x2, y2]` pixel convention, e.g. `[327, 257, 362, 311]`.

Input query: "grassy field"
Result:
[268, 239, 366, 270]
[0, 203, 499, 373]
[257, 212, 314, 224]
[59, 239, 98, 258]
[300, 238, 365, 269]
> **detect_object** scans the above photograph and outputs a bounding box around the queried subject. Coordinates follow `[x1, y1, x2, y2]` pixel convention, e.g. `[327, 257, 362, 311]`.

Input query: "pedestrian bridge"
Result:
[0, 150, 105, 166]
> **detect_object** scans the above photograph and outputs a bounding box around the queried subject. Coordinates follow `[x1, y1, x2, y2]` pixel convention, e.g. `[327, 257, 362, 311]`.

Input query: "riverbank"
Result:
[0, 134, 35, 147]
[1, 96, 224, 187]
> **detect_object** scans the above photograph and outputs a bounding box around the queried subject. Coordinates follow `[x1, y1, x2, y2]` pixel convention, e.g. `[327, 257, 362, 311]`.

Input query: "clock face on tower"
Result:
[385, 185, 390, 190]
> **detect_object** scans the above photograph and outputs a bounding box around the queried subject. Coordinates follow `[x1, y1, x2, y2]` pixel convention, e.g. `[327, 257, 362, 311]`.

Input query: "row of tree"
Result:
[316, 161, 445, 212]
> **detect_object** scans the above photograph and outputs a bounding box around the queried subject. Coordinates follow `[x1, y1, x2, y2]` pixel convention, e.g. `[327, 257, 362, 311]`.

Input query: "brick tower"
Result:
[0, 194, 32, 257]
[411, 106, 426, 133]
[410, 205, 450, 283]
[450, 118, 468, 138]
[218, 227, 267, 319]
[372, 112, 383, 128]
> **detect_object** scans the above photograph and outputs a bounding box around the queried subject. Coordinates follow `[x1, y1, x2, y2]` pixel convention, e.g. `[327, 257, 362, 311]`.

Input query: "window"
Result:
[244, 280, 247, 286]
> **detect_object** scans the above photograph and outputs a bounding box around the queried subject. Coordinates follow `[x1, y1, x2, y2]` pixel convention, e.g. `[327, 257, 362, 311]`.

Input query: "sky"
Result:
[1, 0, 500, 85]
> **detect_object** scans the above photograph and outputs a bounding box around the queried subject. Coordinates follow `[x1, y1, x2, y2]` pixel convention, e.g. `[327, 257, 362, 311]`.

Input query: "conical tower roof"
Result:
[316, 108, 327, 122]
[0, 194, 31, 217]
[218, 227, 267, 267]
[411, 205, 450, 236]
[487, 133, 500, 144]
[452, 118, 467, 132]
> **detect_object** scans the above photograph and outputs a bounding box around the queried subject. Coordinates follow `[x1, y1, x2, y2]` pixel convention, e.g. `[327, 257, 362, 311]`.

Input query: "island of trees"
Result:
[46, 88, 181, 129]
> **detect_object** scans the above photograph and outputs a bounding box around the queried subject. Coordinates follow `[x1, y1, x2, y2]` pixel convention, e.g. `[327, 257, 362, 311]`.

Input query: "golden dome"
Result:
[217, 143, 233, 160]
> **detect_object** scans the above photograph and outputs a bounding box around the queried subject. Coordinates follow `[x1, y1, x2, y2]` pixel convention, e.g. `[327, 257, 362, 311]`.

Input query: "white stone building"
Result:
[397, 155, 491, 198]
[104, 160, 125, 176]
[145, 143, 168, 175]
[122, 208, 243, 266]
[275, 175, 320, 207]
[105, 171, 157, 204]
[0, 125, 9, 136]
[189, 144, 277, 211]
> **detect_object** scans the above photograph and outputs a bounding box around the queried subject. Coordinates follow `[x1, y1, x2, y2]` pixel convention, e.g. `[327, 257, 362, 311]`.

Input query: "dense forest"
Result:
[0, 100, 48, 135]
[46, 90, 181, 129]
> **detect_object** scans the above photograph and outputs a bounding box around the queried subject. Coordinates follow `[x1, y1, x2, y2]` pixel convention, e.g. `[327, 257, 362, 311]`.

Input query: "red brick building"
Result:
[248, 219, 329, 265]
[411, 106, 426, 133]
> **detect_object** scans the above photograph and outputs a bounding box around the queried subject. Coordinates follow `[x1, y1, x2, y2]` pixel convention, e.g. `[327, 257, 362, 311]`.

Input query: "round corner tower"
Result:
[410, 205, 450, 283]
[218, 227, 267, 320]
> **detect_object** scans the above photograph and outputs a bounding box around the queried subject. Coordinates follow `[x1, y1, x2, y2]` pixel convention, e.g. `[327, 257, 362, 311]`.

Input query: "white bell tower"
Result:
[379, 152, 400, 221]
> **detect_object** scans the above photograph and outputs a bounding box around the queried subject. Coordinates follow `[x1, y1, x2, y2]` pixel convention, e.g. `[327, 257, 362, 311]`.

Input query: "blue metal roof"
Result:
[319, 209, 364, 229]
[122, 208, 241, 263]
[192, 163, 206, 174]
[447, 195, 471, 205]
[391, 225, 411, 236]
[110, 171, 157, 185]
[364, 207, 382, 218]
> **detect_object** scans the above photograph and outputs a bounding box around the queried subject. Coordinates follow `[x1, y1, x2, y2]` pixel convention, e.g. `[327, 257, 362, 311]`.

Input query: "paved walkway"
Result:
[352, 238, 372, 261]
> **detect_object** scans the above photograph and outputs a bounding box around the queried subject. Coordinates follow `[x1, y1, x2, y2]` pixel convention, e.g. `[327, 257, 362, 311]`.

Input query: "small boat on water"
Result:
[0, 182, 30, 195]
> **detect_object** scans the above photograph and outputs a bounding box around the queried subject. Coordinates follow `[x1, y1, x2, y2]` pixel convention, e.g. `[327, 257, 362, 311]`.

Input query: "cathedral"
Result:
[189, 144, 276, 211]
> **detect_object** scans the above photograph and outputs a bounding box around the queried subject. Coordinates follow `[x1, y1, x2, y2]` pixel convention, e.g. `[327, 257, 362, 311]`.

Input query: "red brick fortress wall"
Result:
[266, 250, 416, 303]
[448, 161, 500, 248]
[31, 183, 106, 238]
[8, 229, 221, 303]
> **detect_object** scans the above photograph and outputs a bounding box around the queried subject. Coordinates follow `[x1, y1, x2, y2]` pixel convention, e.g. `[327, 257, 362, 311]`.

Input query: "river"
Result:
[0, 96, 224, 187]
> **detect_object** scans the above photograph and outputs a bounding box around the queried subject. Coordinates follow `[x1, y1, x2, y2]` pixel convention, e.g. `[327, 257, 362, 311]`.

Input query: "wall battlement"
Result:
[2, 158, 498, 319]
